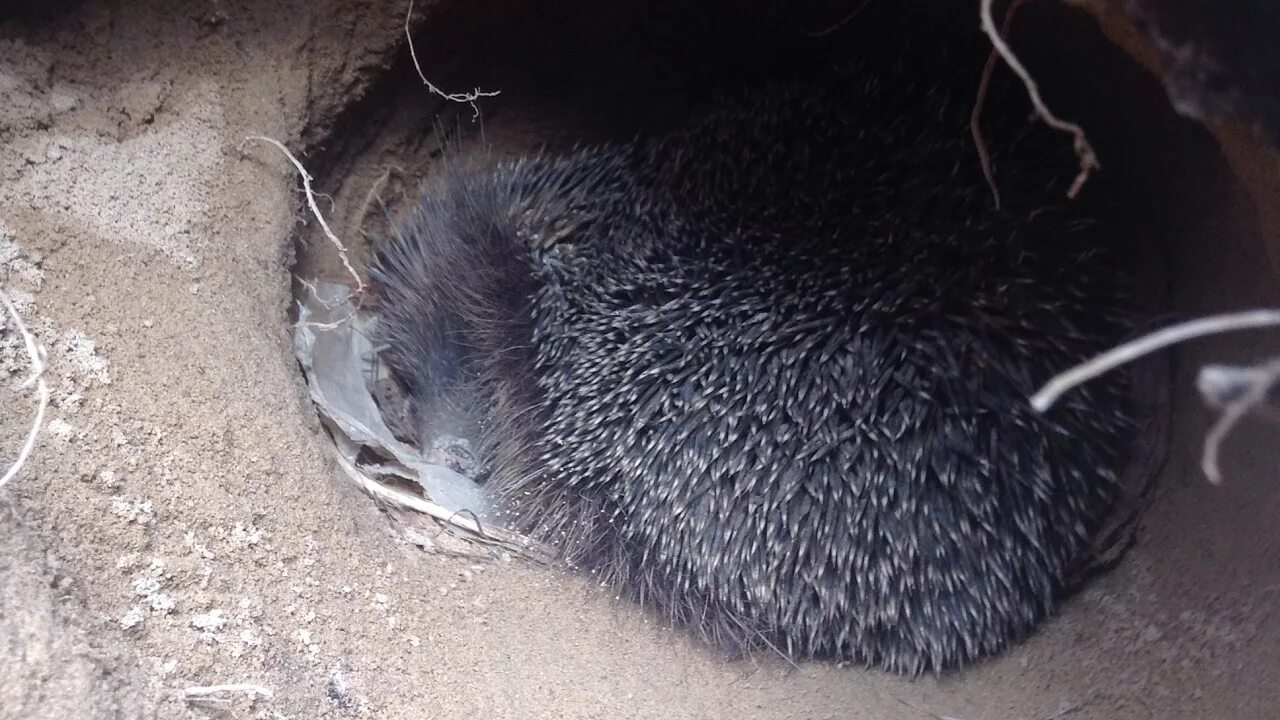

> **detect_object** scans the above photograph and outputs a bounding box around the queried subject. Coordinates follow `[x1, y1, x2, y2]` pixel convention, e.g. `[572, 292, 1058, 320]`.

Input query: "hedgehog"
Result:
[369, 50, 1139, 675]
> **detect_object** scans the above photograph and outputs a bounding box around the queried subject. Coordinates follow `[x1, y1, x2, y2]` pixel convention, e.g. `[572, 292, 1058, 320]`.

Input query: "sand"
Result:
[2, 1, 1279, 718]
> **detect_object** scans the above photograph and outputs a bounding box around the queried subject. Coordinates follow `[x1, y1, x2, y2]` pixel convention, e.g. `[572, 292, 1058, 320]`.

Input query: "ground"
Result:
[2, 1, 1280, 719]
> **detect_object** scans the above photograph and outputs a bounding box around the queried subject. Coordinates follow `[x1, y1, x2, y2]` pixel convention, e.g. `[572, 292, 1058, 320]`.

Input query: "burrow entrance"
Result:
[288, 0, 1280, 704]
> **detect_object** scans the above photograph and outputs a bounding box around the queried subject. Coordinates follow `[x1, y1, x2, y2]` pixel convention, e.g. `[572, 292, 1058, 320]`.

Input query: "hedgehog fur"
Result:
[370, 51, 1138, 675]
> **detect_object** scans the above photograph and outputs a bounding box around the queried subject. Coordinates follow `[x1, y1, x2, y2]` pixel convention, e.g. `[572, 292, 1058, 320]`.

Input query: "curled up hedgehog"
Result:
[369, 50, 1142, 675]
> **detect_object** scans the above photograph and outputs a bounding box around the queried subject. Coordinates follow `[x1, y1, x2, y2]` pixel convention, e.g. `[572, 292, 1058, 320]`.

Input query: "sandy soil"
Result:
[2, 1, 1279, 719]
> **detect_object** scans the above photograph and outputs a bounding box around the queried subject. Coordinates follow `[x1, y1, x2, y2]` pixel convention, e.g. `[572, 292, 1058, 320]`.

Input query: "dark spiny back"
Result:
[372, 52, 1138, 674]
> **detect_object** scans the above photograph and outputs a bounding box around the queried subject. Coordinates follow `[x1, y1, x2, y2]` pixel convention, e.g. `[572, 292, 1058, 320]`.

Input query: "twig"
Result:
[242, 136, 366, 298]
[0, 288, 50, 491]
[292, 279, 369, 333]
[405, 0, 499, 119]
[970, 0, 1024, 210]
[1197, 362, 1280, 411]
[293, 300, 357, 332]
[1197, 358, 1280, 484]
[979, 0, 1100, 198]
[1031, 309, 1280, 412]
[332, 448, 556, 563]
[295, 186, 336, 214]
[183, 683, 274, 700]
[806, 0, 874, 38]
[350, 165, 399, 244]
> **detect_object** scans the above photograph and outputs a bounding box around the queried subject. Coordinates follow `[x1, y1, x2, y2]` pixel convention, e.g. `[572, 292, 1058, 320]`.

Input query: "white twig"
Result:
[296, 186, 336, 214]
[980, 0, 1100, 198]
[806, 0, 874, 38]
[332, 448, 554, 563]
[292, 281, 363, 332]
[293, 299, 357, 332]
[405, 0, 499, 119]
[183, 683, 274, 699]
[351, 165, 399, 243]
[1031, 309, 1280, 412]
[1197, 358, 1280, 484]
[971, 0, 1024, 211]
[0, 288, 49, 490]
[242, 135, 366, 297]
[1197, 362, 1280, 411]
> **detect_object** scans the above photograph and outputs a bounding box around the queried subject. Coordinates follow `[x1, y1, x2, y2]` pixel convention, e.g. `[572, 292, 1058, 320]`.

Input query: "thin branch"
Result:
[970, 0, 1024, 210]
[979, 0, 1100, 198]
[1031, 309, 1280, 412]
[332, 448, 555, 563]
[242, 135, 366, 298]
[350, 165, 400, 257]
[0, 288, 50, 490]
[292, 280, 366, 333]
[405, 0, 499, 119]
[1197, 358, 1280, 484]
[806, 0, 874, 38]
[1197, 362, 1280, 411]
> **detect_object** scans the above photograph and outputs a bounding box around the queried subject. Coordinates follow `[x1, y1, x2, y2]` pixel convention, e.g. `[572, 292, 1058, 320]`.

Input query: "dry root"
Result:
[971, 0, 1024, 210]
[1197, 358, 1280, 484]
[242, 135, 365, 298]
[1031, 308, 1280, 484]
[0, 287, 49, 491]
[978, 0, 1100, 200]
[405, 0, 499, 119]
